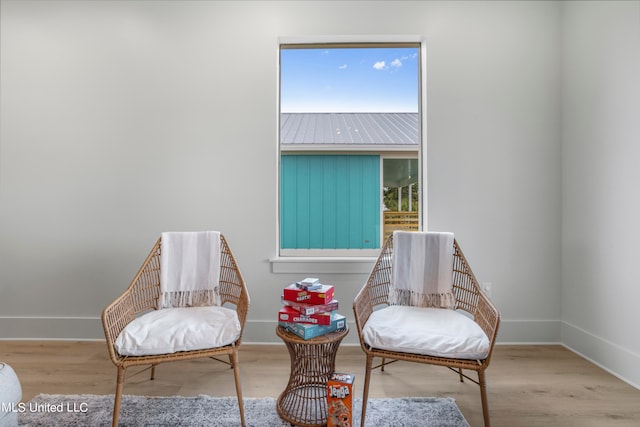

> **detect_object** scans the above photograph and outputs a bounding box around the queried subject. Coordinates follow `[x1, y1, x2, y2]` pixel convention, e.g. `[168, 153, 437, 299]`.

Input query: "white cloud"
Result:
[373, 61, 387, 70]
[391, 58, 402, 68]
[339, 64, 348, 69]
[399, 53, 418, 61]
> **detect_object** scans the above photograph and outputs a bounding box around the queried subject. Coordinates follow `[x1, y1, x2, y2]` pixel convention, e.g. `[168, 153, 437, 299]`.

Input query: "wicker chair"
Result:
[353, 233, 500, 427]
[102, 234, 250, 427]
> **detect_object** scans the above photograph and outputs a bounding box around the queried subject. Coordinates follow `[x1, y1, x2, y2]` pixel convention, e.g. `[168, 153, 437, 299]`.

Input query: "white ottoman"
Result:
[0, 363, 22, 427]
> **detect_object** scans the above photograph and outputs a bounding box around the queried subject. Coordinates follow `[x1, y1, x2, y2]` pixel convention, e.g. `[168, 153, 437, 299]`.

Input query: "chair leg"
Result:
[360, 354, 374, 427]
[150, 364, 156, 380]
[112, 366, 125, 427]
[458, 368, 464, 383]
[230, 351, 246, 427]
[478, 370, 490, 427]
[381, 357, 386, 372]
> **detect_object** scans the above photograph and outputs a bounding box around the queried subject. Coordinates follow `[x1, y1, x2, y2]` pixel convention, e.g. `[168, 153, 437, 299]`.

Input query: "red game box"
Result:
[282, 283, 334, 305]
[277, 306, 333, 325]
[281, 297, 339, 316]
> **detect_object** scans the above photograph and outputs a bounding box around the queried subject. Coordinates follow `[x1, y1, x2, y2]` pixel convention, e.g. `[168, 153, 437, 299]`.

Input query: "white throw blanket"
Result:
[389, 231, 456, 309]
[160, 231, 221, 308]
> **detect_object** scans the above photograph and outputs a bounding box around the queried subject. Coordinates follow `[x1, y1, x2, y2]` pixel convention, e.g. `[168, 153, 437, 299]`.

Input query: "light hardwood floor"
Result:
[1, 341, 639, 426]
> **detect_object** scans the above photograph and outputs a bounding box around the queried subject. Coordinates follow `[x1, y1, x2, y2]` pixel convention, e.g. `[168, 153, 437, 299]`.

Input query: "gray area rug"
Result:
[18, 394, 470, 427]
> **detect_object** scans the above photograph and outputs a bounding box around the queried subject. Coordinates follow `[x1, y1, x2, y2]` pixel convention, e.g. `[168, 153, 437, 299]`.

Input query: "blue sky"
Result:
[280, 47, 419, 113]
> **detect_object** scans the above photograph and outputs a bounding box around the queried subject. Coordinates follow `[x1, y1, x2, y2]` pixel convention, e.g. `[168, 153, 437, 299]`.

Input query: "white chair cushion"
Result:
[115, 306, 241, 356]
[362, 305, 490, 360]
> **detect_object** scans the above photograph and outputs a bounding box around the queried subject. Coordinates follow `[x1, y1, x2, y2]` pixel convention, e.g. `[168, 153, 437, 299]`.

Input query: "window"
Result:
[278, 41, 424, 257]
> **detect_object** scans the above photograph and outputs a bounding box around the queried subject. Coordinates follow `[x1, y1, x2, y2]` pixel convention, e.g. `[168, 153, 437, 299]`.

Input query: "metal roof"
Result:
[280, 113, 419, 146]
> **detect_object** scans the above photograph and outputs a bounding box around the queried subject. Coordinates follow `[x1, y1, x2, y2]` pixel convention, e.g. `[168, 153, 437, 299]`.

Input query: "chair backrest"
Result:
[354, 233, 500, 366]
[364, 234, 483, 317]
[113, 234, 249, 327]
[451, 239, 482, 315]
[218, 235, 250, 329]
[128, 238, 162, 315]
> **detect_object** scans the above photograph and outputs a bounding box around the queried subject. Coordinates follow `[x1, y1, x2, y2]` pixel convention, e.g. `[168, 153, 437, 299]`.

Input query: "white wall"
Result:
[1, 1, 562, 349]
[561, 1, 640, 388]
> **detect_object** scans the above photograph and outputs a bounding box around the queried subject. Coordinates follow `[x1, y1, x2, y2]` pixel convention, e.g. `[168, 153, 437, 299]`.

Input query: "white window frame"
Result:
[272, 36, 427, 271]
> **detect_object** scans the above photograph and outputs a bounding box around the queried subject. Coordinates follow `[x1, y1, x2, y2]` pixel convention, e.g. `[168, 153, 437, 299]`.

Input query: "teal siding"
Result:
[281, 154, 380, 249]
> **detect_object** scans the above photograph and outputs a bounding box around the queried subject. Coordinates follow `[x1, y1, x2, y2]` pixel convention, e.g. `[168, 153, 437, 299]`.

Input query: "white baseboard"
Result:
[0, 317, 104, 340]
[561, 321, 640, 390]
[494, 319, 562, 344]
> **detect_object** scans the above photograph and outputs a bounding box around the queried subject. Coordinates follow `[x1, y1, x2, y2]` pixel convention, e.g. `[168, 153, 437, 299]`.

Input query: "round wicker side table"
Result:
[276, 325, 349, 427]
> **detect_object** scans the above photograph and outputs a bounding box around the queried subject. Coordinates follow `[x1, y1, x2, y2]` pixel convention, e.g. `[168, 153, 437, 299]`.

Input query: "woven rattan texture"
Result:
[353, 234, 500, 427]
[276, 326, 349, 427]
[101, 234, 250, 427]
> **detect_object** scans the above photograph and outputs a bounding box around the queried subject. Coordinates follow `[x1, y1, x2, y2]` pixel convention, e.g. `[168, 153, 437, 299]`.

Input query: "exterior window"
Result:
[383, 158, 419, 241]
[279, 42, 423, 257]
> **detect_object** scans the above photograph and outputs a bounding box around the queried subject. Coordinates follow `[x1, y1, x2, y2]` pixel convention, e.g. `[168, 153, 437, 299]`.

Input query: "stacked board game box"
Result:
[278, 278, 346, 339]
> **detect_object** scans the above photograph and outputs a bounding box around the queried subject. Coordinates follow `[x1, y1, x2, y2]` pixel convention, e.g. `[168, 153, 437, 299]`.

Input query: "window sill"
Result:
[270, 256, 377, 274]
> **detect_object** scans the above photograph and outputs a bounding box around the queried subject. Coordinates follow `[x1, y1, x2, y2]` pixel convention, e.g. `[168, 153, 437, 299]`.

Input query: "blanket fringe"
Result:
[388, 289, 455, 309]
[161, 289, 220, 308]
